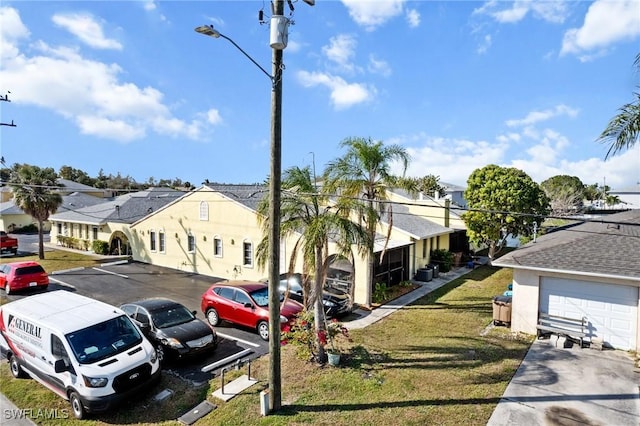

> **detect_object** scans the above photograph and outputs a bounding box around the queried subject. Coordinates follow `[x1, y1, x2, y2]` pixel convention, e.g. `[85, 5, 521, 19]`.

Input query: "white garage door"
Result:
[540, 277, 638, 350]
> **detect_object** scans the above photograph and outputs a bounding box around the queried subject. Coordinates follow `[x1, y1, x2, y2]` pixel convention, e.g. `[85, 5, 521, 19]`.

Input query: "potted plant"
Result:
[323, 318, 350, 366]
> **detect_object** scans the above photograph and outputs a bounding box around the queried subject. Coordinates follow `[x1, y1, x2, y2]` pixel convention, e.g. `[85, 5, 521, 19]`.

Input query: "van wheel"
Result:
[257, 321, 269, 341]
[70, 391, 86, 419]
[206, 308, 219, 326]
[9, 355, 26, 378]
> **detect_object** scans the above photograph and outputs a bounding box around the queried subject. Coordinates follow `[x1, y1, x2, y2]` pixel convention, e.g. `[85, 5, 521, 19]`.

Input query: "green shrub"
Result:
[372, 282, 389, 304]
[92, 240, 109, 255]
[431, 249, 453, 272]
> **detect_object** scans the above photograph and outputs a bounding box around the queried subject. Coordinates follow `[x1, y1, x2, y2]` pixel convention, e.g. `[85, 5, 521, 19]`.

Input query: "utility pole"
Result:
[0, 91, 17, 127]
[268, 0, 284, 411]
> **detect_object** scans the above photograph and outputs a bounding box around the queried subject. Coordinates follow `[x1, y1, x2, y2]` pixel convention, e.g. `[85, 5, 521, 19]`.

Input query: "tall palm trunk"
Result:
[313, 244, 326, 363]
[37, 219, 45, 260]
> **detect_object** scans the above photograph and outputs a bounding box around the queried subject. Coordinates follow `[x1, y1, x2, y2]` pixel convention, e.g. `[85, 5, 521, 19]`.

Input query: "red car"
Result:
[201, 281, 304, 341]
[0, 261, 49, 294]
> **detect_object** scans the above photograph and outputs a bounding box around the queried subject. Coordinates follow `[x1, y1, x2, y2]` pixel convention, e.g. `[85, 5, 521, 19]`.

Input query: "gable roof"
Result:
[50, 187, 185, 225]
[493, 210, 640, 281]
[203, 183, 267, 212]
[380, 203, 452, 239]
[0, 192, 104, 216]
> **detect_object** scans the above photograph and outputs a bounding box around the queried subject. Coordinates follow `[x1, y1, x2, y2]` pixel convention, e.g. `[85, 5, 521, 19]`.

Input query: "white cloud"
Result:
[473, 0, 570, 24]
[368, 54, 391, 77]
[477, 34, 492, 55]
[406, 9, 420, 28]
[322, 34, 357, 72]
[341, 0, 405, 30]
[52, 13, 122, 50]
[506, 104, 579, 127]
[296, 70, 374, 109]
[561, 0, 640, 59]
[0, 12, 218, 143]
[206, 109, 222, 125]
[0, 7, 30, 59]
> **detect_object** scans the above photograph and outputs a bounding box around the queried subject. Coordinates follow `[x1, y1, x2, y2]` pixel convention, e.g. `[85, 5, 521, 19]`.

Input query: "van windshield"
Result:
[66, 315, 143, 364]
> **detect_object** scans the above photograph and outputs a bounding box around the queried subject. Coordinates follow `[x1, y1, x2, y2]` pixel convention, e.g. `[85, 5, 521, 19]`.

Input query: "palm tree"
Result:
[598, 53, 640, 158]
[11, 164, 63, 259]
[323, 137, 411, 308]
[256, 166, 370, 362]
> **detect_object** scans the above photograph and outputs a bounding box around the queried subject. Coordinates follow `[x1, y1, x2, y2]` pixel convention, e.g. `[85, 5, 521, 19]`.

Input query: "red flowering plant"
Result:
[283, 309, 351, 362]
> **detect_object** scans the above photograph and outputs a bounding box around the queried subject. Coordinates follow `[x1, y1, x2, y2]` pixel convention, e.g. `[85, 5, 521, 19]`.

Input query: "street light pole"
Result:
[268, 0, 285, 414]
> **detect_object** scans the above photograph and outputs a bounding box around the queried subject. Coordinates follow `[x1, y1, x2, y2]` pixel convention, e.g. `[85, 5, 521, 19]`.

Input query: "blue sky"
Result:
[1, 1, 639, 190]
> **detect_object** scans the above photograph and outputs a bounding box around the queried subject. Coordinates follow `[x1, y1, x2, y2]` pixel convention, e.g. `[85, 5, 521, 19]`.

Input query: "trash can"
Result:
[427, 263, 439, 278]
[492, 295, 512, 326]
[415, 268, 432, 282]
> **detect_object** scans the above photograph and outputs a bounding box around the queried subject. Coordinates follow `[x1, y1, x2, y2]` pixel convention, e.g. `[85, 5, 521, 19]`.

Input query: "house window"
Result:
[159, 230, 165, 253]
[70, 224, 74, 237]
[63, 223, 68, 236]
[199, 201, 209, 221]
[150, 231, 157, 252]
[422, 240, 427, 258]
[92, 226, 98, 240]
[57, 223, 62, 235]
[213, 236, 223, 257]
[243, 240, 253, 267]
[85, 225, 89, 239]
[188, 233, 196, 253]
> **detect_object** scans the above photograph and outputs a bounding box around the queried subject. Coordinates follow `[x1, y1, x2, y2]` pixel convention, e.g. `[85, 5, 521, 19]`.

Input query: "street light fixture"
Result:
[195, 25, 274, 84]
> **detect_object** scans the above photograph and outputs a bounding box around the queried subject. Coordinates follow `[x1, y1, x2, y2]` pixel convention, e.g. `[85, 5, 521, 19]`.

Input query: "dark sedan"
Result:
[276, 273, 353, 318]
[121, 298, 217, 363]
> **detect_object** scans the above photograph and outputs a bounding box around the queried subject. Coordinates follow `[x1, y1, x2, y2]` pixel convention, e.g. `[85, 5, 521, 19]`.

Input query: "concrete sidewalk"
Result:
[0, 392, 36, 426]
[343, 265, 476, 330]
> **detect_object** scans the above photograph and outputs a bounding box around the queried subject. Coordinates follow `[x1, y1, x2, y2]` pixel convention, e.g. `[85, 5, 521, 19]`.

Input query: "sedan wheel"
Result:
[156, 344, 165, 363]
[5, 282, 11, 295]
[206, 308, 219, 326]
[257, 321, 269, 341]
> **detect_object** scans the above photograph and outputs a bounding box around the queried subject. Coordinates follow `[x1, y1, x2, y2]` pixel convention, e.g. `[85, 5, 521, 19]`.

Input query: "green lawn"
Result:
[0, 255, 532, 425]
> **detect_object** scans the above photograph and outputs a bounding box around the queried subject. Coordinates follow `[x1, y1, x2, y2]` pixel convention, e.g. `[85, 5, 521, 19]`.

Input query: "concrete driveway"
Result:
[487, 336, 640, 425]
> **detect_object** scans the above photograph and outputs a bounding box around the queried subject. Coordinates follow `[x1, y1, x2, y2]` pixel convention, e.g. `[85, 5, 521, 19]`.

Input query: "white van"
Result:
[0, 291, 161, 419]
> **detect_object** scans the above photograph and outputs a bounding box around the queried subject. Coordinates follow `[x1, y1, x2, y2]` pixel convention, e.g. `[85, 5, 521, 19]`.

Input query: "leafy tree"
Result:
[540, 175, 585, 216]
[256, 166, 369, 363]
[462, 165, 549, 261]
[11, 164, 63, 259]
[605, 194, 622, 207]
[410, 174, 445, 198]
[58, 165, 95, 186]
[597, 53, 640, 158]
[323, 137, 411, 308]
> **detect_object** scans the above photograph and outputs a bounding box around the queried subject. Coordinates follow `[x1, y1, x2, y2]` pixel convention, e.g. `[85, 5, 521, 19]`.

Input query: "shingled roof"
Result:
[50, 187, 185, 225]
[493, 210, 640, 281]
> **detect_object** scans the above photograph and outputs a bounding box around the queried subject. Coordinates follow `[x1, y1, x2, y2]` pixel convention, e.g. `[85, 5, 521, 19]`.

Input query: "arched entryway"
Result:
[326, 254, 354, 296]
[109, 231, 131, 255]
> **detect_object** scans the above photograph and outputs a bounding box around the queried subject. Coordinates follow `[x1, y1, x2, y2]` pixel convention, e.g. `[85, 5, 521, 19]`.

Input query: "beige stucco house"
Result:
[128, 183, 457, 307]
[493, 210, 640, 351]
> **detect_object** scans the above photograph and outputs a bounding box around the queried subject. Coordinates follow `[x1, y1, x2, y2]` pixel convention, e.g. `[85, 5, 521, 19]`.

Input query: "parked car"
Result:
[274, 273, 353, 318]
[0, 261, 49, 294]
[201, 281, 304, 341]
[0, 231, 18, 255]
[120, 298, 217, 363]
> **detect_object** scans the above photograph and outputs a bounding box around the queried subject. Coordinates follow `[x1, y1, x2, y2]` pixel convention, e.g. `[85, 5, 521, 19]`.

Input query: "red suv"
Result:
[0, 261, 49, 294]
[201, 281, 304, 341]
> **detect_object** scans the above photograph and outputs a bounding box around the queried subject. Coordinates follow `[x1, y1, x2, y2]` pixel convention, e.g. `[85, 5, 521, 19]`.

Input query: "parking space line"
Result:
[216, 332, 261, 348]
[92, 267, 129, 279]
[49, 277, 76, 289]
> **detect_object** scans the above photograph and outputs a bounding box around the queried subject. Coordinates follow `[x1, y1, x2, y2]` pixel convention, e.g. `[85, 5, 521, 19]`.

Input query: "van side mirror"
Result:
[54, 359, 68, 373]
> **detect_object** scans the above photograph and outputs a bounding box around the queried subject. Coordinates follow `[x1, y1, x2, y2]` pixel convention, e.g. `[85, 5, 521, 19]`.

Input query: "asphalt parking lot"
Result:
[2, 259, 269, 384]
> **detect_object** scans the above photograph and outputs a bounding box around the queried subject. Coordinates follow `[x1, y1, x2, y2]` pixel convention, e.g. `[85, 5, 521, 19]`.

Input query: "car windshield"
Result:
[249, 287, 283, 307]
[66, 315, 143, 364]
[150, 304, 195, 328]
